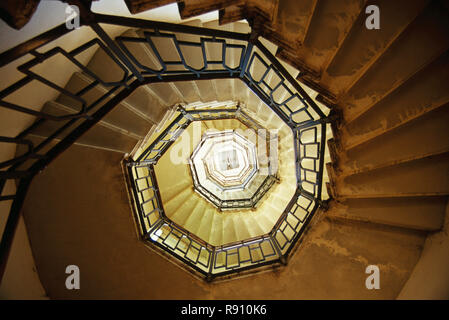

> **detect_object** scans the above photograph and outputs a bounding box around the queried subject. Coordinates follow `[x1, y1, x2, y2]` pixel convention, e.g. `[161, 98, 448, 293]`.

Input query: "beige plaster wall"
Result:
[398, 200, 449, 299]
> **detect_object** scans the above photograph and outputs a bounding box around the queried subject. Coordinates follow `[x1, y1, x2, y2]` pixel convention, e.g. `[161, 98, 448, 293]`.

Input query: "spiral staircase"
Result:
[0, 0, 448, 299]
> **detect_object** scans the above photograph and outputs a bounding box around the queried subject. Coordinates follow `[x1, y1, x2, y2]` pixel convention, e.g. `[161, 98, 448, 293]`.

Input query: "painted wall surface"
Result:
[398, 201, 449, 299]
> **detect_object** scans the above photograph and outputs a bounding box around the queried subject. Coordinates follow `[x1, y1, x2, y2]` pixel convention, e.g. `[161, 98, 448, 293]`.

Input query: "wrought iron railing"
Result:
[124, 105, 325, 279]
[0, 3, 331, 282]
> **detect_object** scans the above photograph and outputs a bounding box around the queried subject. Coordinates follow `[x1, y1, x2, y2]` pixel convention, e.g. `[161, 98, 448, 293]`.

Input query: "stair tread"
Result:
[340, 3, 449, 123]
[339, 105, 449, 176]
[336, 152, 449, 197]
[321, 0, 429, 97]
[57, 72, 153, 138]
[339, 53, 449, 150]
[196, 207, 215, 244]
[31, 101, 139, 153]
[328, 196, 446, 231]
[294, 0, 366, 72]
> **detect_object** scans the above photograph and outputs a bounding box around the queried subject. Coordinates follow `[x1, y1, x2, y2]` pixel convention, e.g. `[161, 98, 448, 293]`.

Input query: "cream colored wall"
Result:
[0, 177, 47, 298]
[397, 200, 449, 299]
[0, 20, 101, 302]
[0, 216, 48, 299]
[0, 2, 103, 300]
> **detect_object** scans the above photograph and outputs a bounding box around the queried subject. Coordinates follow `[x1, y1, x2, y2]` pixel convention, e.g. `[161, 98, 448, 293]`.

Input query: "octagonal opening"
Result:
[192, 131, 258, 191]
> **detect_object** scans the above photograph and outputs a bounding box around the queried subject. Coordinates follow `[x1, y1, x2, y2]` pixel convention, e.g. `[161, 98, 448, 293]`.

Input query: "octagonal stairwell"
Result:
[2, 0, 449, 299]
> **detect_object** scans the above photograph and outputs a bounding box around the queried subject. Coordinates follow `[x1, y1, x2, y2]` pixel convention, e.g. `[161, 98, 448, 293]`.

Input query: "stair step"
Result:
[272, 185, 293, 204]
[276, 0, 318, 46]
[170, 192, 199, 226]
[116, 31, 174, 109]
[338, 104, 449, 176]
[144, 82, 182, 107]
[234, 78, 249, 103]
[256, 207, 277, 233]
[160, 179, 191, 204]
[201, 120, 215, 132]
[84, 40, 128, 85]
[222, 214, 238, 245]
[254, 186, 289, 231]
[30, 101, 139, 153]
[246, 88, 263, 117]
[206, 210, 222, 246]
[195, 207, 214, 244]
[338, 52, 449, 150]
[321, 0, 429, 97]
[313, 1, 368, 79]
[171, 80, 202, 104]
[128, 28, 184, 106]
[328, 196, 446, 231]
[125, 86, 168, 124]
[233, 213, 253, 241]
[57, 72, 152, 138]
[294, 0, 366, 73]
[340, 2, 449, 123]
[165, 188, 194, 220]
[181, 199, 205, 233]
[336, 152, 449, 198]
[247, 214, 266, 238]
[183, 202, 204, 240]
[210, 119, 224, 131]
[163, 187, 192, 218]
[182, 199, 205, 239]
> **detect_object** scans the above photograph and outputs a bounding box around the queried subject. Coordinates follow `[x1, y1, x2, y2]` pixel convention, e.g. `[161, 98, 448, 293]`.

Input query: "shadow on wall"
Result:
[398, 201, 449, 299]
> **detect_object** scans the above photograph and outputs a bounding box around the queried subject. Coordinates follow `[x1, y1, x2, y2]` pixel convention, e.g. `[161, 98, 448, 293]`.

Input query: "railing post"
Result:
[239, 43, 254, 78]
[270, 235, 287, 266]
[206, 249, 215, 282]
[316, 123, 327, 200]
[148, 164, 166, 219]
[238, 17, 261, 78]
